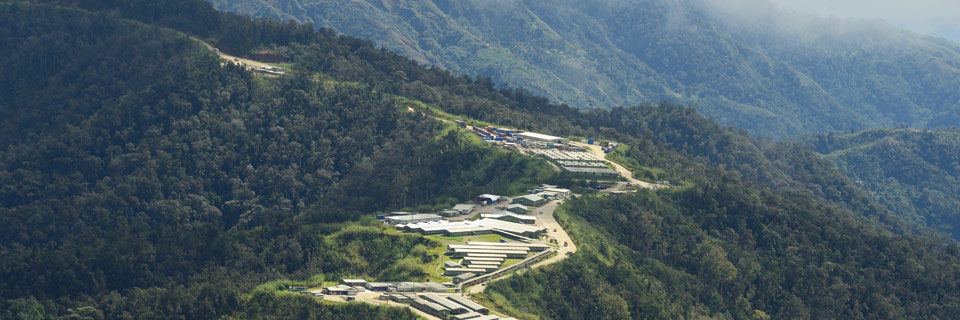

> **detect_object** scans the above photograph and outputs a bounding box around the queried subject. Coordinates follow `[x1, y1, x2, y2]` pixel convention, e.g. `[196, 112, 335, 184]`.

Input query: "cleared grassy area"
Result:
[396, 97, 503, 129]
[471, 291, 539, 320]
[423, 233, 505, 245]
[499, 258, 524, 269]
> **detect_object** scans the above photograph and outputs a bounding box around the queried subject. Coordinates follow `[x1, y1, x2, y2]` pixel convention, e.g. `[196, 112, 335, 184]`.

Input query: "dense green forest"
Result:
[207, 0, 960, 137]
[0, 2, 560, 318]
[3, 0, 960, 319]
[485, 183, 960, 319]
[804, 128, 960, 241]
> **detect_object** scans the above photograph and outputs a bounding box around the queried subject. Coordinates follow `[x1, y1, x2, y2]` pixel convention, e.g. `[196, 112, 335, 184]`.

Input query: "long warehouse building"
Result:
[518, 132, 569, 144]
[472, 219, 548, 237]
[448, 245, 531, 252]
[447, 295, 490, 314]
[445, 267, 489, 276]
[422, 294, 468, 314]
[397, 219, 545, 237]
[465, 242, 551, 251]
[462, 257, 505, 263]
[450, 248, 529, 258]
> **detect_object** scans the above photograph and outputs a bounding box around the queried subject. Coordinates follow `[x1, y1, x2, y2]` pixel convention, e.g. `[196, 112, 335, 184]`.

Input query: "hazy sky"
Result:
[770, 0, 960, 41]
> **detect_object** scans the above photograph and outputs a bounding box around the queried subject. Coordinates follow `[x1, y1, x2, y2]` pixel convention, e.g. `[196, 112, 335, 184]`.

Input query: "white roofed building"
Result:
[385, 214, 443, 225]
[474, 194, 501, 204]
[518, 132, 569, 144]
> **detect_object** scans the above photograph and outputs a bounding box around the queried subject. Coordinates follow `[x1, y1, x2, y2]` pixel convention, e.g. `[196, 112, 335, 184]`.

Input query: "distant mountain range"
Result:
[208, 0, 960, 137]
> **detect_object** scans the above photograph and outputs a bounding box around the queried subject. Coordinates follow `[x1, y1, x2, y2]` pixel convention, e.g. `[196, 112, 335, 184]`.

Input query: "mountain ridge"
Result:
[209, 0, 960, 137]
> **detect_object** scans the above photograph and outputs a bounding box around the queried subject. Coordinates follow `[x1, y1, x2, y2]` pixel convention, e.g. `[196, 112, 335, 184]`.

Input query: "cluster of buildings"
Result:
[322, 279, 450, 296]
[443, 241, 550, 279]
[320, 278, 522, 319]
[480, 211, 536, 224]
[527, 149, 603, 162]
[384, 187, 569, 238]
[456, 122, 573, 150]
[395, 219, 547, 238]
[527, 185, 572, 201]
[381, 204, 476, 225]
[459, 123, 526, 144]
[454, 120, 626, 181]
[381, 292, 514, 319]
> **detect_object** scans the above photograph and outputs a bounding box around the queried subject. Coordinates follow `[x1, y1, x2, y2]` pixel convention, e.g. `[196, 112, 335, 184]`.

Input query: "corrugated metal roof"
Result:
[412, 298, 448, 313]
[422, 294, 467, 311]
[447, 295, 489, 313]
[466, 242, 550, 249]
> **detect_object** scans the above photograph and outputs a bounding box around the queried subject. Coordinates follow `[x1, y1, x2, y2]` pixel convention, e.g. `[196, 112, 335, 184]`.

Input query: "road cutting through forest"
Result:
[195, 38, 276, 70]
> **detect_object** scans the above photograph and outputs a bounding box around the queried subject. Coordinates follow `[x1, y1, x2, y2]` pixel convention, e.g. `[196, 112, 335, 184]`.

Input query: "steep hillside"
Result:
[0, 2, 560, 318]
[209, 0, 960, 137]
[4, 0, 960, 319]
[485, 182, 960, 319]
[806, 128, 960, 241]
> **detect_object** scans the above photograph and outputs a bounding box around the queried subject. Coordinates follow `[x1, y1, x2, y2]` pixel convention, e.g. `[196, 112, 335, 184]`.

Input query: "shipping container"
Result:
[588, 137, 595, 144]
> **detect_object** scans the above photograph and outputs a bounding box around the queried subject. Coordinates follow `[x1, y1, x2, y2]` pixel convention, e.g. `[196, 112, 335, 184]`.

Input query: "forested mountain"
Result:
[207, 0, 960, 137]
[485, 182, 960, 319]
[805, 128, 960, 241]
[3, 0, 960, 319]
[0, 2, 560, 318]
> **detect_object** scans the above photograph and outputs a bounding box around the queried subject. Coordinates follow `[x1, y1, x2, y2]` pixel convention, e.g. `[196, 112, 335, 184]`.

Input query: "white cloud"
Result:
[769, 0, 960, 41]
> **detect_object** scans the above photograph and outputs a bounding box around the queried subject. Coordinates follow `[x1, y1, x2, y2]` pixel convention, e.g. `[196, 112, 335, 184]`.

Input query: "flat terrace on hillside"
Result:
[395, 219, 546, 238]
[526, 149, 604, 162]
[556, 160, 610, 168]
[518, 132, 569, 144]
[466, 242, 551, 251]
[563, 166, 620, 177]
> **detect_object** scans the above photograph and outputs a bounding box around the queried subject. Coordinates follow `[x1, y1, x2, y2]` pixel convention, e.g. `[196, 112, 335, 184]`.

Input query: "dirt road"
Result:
[463, 198, 574, 294]
[571, 142, 660, 190]
[194, 39, 277, 71]
[530, 200, 576, 268]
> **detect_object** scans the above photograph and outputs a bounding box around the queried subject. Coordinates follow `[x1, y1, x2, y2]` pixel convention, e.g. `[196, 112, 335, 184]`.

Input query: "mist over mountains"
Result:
[209, 0, 960, 137]
[769, 0, 960, 42]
